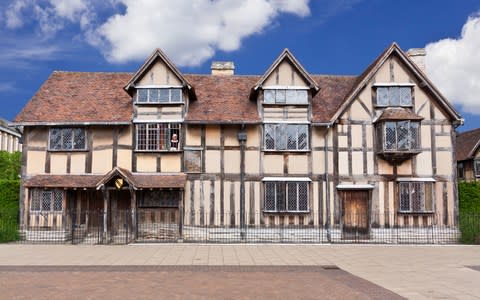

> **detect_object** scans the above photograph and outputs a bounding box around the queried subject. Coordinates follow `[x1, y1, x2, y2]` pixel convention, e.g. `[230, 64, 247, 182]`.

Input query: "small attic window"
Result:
[264, 89, 308, 105]
[136, 88, 182, 103]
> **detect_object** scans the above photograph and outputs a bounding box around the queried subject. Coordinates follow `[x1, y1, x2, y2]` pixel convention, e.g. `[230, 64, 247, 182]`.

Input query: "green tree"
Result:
[0, 151, 21, 180]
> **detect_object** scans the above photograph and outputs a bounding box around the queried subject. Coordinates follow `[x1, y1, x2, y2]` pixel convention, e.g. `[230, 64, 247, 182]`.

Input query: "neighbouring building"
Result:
[13, 43, 463, 243]
[456, 128, 480, 181]
[0, 118, 22, 153]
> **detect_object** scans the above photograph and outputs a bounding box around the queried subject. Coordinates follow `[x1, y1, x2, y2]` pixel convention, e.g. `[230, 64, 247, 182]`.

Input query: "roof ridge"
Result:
[53, 71, 134, 74]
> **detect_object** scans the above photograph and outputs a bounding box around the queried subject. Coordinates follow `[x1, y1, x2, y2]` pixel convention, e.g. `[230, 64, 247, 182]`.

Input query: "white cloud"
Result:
[3, 0, 92, 36]
[90, 0, 311, 66]
[5, 0, 29, 29]
[426, 14, 480, 114]
[2, 0, 312, 66]
[49, 0, 87, 21]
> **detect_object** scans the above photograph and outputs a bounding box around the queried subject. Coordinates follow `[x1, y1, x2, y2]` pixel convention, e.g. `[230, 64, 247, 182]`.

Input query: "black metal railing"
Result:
[1, 209, 479, 245]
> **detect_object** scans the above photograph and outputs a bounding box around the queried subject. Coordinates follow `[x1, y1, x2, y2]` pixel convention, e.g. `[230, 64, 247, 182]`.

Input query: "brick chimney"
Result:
[211, 61, 235, 76]
[406, 48, 426, 73]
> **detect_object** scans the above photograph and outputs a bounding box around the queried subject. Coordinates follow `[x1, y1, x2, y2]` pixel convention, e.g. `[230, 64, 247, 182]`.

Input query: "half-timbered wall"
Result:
[335, 54, 456, 226]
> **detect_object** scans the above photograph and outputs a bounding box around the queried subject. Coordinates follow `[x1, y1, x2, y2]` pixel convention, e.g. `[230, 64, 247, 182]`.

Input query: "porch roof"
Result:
[24, 175, 103, 188]
[24, 172, 187, 190]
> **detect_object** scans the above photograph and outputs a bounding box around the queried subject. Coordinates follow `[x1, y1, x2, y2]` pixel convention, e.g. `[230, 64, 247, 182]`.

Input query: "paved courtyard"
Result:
[0, 244, 479, 299]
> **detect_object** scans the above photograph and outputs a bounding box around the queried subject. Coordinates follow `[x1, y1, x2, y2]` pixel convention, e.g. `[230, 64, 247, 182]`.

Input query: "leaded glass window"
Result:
[263, 89, 308, 104]
[264, 181, 309, 213]
[49, 128, 86, 151]
[30, 189, 63, 212]
[376, 86, 412, 107]
[398, 182, 433, 213]
[264, 124, 309, 151]
[136, 88, 183, 103]
[381, 121, 420, 152]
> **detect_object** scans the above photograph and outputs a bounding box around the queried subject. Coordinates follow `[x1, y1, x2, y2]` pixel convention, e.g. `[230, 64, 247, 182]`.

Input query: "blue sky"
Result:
[1, 0, 479, 132]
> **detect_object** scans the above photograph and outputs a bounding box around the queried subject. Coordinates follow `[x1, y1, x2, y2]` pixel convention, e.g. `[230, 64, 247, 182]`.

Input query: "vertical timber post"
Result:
[130, 187, 137, 242]
[238, 125, 247, 240]
[101, 186, 108, 242]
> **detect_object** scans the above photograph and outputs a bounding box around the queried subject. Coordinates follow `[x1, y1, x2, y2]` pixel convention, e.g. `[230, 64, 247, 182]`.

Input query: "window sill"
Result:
[134, 150, 183, 153]
[48, 149, 89, 153]
[374, 105, 413, 108]
[397, 211, 435, 215]
[262, 103, 309, 106]
[262, 150, 310, 153]
[134, 102, 184, 105]
[263, 211, 310, 215]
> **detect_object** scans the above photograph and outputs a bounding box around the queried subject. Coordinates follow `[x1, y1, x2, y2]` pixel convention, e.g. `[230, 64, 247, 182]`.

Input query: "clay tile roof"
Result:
[184, 75, 261, 123]
[311, 75, 358, 123]
[456, 128, 480, 161]
[375, 108, 424, 122]
[24, 175, 103, 188]
[15, 72, 133, 124]
[134, 173, 187, 189]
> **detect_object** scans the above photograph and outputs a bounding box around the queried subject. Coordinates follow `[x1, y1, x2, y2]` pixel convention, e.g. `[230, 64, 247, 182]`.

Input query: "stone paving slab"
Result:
[0, 265, 403, 300]
[0, 244, 479, 299]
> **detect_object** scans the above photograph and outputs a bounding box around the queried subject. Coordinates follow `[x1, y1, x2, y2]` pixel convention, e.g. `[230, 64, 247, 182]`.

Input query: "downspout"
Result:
[324, 125, 331, 242]
[238, 124, 247, 240]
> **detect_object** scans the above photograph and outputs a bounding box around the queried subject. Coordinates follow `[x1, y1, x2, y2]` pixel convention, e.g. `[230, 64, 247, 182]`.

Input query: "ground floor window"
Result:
[399, 182, 433, 213]
[475, 160, 480, 178]
[264, 181, 309, 213]
[138, 190, 181, 208]
[30, 189, 63, 212]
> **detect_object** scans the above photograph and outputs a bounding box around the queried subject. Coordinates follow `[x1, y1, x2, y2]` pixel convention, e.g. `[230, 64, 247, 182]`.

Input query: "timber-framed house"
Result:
[14, 43, 463, 243]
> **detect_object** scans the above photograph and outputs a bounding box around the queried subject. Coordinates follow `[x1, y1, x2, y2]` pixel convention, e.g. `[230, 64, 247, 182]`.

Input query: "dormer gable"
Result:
[250, 48, 319, 101]
[124, 49, 196, 101]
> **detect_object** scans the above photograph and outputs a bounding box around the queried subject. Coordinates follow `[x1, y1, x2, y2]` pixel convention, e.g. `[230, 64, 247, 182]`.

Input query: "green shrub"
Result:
[458, 182, 480, 244]
[0, 208, 19, 243]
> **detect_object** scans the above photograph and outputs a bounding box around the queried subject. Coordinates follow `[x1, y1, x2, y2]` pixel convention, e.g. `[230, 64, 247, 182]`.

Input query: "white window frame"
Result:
[48, 128, 86, 151]
[398, 182, 434, 213]
[264, 123, 309, 151]
[135, 87, 183, 104]
[264, 181, 309, 213]
[30, 189, 63, 212]
[135, 123, 181, 151]
[375, 85, 413, 107]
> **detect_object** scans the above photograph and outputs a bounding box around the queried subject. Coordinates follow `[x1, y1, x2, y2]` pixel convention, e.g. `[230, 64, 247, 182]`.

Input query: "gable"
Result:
[333, 43, 462, 125]
[136, 58, 182, 86]
[263, 60, 309, 87]
[124, 48, 194, 99]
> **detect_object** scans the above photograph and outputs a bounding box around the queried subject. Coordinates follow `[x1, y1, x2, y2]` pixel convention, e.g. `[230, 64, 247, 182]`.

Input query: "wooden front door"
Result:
[342, 190, 369, 239]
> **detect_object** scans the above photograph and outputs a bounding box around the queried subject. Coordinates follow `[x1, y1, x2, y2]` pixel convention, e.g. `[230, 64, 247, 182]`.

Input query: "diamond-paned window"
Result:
[49, 128, 86, 151]
[31, 189, 63, 212]
[264, 124, 309, 151]
[264, 181, 309, 213]
[136, 123, 181, 151]
[381, 121, 420, 152]
[398, 182, 433, 213]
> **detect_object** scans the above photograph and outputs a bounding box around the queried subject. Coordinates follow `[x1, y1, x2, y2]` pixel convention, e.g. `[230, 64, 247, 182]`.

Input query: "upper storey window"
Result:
[49, 128, 86, 151]
[136, 88, 182, 104]
[375, 85, 413, 107]
[263, 89, 308, 105]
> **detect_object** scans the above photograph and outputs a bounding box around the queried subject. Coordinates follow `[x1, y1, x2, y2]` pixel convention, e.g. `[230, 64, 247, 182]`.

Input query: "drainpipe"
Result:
[324, 125, 331, 242]
[238, 124, 247, 240]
